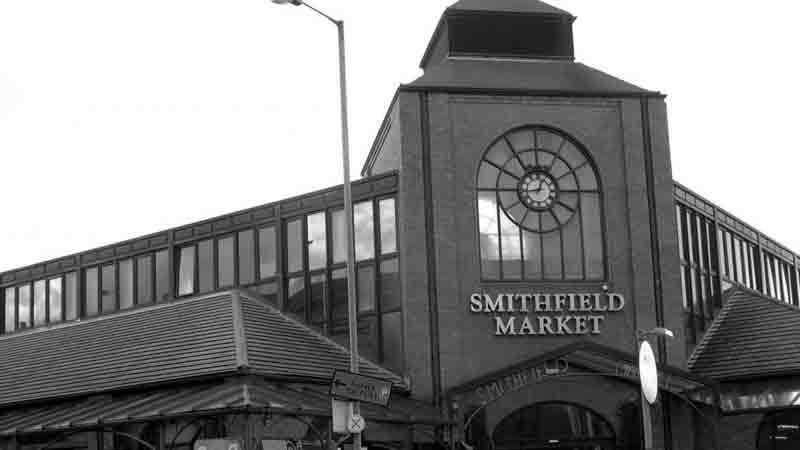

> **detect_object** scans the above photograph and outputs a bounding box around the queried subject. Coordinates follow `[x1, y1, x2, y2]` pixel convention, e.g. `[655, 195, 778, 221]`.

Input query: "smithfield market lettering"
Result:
[469, 293, 625, 336]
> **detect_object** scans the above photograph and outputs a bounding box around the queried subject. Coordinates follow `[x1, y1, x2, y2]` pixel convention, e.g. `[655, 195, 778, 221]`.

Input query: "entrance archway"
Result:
[492, 402, 615, 450]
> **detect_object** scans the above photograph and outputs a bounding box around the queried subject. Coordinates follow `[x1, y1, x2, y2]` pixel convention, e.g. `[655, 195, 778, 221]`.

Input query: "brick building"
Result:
[2, 1, 799, 450]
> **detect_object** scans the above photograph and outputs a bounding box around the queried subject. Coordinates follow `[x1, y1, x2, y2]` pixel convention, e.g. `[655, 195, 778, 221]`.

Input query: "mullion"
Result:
[132, 256, 139, 307]
[547, 137, 568, 171]
[495, 191, 504, 279]
[44, 277, 50, 325]
[372, 199, 383, 363]
[482, 158, 521, 181]
[518, 213, 526, 280]
[303, 215, 310, 323]
[325, 209, 335, 333]
[577, 194, 586, 280]
[150, 253, 157, 304]
[212, 239, 218, 292]
[503, 136, 526, 170]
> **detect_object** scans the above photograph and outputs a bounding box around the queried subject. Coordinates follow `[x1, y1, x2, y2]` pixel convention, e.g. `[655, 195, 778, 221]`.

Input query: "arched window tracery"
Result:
[477, 126, 605, 281]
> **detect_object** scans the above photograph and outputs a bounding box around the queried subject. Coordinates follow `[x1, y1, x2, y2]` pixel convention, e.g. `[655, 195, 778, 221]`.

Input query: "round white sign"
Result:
[347, 413, 366, 433]
[639, 341, 658, 404]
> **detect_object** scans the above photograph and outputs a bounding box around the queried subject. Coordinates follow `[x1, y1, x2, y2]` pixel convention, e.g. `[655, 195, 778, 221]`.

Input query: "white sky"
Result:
[1, 0, 799, 272]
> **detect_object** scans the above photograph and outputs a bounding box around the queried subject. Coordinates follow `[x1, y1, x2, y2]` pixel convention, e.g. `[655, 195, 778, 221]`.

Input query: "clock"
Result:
[477, 126, 599, 233]
[518, 169, 558, 210]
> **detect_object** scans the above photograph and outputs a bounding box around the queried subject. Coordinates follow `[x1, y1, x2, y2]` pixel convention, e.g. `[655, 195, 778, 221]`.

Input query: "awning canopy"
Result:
[0, 377, 449, 438]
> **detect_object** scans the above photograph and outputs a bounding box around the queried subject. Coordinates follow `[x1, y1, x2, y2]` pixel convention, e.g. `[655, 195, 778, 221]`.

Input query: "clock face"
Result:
[518, 170, 558, 210]
[477, 127, 599, 233]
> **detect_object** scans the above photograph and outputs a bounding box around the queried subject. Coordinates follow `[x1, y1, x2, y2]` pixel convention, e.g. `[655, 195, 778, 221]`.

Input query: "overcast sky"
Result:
[1, 0, 799, 272]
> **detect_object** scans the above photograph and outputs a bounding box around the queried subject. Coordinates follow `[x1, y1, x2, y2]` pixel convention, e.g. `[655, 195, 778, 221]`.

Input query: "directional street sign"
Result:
[330, 370, 393, 406]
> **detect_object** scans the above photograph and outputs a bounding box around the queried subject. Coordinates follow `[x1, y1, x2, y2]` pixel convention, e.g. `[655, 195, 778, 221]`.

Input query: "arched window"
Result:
[492, 401, 616, 449]
[477, 126, 605, 281]
[758, 410, 800, 450]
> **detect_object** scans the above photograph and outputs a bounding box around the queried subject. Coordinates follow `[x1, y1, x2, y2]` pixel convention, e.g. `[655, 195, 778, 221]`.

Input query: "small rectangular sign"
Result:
[330, 370, 392, 406]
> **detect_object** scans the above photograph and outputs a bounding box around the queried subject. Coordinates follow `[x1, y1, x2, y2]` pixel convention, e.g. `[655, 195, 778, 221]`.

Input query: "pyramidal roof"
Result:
[448, 0, 572, 16]
[689, 287, 800, 381]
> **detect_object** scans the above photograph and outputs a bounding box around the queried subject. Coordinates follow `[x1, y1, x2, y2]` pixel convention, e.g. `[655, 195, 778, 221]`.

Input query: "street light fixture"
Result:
[638, 327, 674, 450]
[639, 327, 675, 340]
[270, 1, 362, 448]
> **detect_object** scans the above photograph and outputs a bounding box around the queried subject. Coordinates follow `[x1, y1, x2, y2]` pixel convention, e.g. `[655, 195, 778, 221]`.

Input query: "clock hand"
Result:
[528, 181, 542, 192]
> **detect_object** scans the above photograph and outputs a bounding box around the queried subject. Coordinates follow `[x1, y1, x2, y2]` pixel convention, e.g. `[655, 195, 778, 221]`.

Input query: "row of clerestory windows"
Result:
[1, 195, 402, 373]
[171, 196, 401, 371]
[676, 197, 800, 348]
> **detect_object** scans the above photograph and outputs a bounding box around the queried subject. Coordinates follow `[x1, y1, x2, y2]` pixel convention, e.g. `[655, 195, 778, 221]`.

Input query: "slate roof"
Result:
[0, 378, 447, 437]
[448, 0, 572, 16]
[404, 59, 658, 97]
[688, 288, 800, 381]
[0, 290, 404, 408]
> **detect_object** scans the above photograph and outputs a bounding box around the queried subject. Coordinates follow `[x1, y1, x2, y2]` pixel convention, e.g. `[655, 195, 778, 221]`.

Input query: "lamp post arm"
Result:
[301, 1, 339, 25]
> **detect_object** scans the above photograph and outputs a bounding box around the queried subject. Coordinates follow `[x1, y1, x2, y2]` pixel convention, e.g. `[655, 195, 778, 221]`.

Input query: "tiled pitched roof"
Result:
[238, 293, 404, 384]
[688, 288, 800, 381]
[448, 0, 572, 16]
[0, 291, 404, 408]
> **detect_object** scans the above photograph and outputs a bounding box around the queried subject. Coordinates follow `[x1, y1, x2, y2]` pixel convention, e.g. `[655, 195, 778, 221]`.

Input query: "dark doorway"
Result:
[492, 402, 616, 450]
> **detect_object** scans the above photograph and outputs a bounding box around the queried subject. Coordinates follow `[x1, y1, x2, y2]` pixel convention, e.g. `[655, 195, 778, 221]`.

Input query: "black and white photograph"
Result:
[2, 1, 800, 449]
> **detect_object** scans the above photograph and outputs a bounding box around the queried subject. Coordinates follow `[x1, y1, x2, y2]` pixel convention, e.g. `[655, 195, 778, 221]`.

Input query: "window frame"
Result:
[475, 125, 607, 284]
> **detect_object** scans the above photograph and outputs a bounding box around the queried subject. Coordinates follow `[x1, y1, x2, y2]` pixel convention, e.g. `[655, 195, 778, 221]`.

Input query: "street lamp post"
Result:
[270, 1, 362, 449]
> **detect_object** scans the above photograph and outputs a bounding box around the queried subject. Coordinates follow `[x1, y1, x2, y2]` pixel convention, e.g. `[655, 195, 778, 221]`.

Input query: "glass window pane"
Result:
[119, 259, 134, 310]
[358, 316, 379, 362]
[379, 258, 400, 312]
[379, 198, 397, 254]
[542, 231, 562, 279]
[478, 191, 500, 279]
[499, 209, 521, 279]
[358, 265, 375, 313]
[287, 276, 305, 320]
[49, 277, 63, 323]
[178, 246, 195, 296]
[85, 268, 99, 316]
[581, 193, 604, 279]
[331, 320, 350, 349]
[478, 163, 500, 189]
[307, 212, 327, 270]
[254, 282, 278, 307]
[136, 256, 153, 305]
[287, 219, 303, 273]
[4, 288, 15, 333]
[65, 272, 78, 320]
[381, 311, 403, 373]
[101, 264, 116, 313]
[331, 268, 348, 320]
[354, 202, 375, 261]
[198, 240, 214, 293]
[238, 230, 255, 285]
[258, 226, 277, 279]
[522, 230, 542, 279]
[155, 250, 170, 302]
[332, 210, 346, 264]
[563, 213, 583, 279]
[34, 280, 46, 326]
[310, 273, 327, 324]
[218, 236, 235, 288]
[18, 284, 31, 328]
